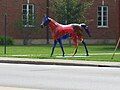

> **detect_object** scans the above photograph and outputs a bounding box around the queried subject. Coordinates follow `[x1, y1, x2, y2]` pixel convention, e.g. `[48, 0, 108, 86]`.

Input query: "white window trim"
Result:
[97, 6, 108, 28]
[22, 4, 35, 27]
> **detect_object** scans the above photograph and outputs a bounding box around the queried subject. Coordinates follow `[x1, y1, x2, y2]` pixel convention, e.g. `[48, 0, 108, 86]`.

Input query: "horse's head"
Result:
[80, 23, 91, 37]
[41, 15, 51, 28]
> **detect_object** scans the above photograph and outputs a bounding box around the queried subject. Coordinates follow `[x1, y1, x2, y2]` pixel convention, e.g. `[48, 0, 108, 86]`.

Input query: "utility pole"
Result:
[46, 0, 49, 44]
[66, 0, 71, 45]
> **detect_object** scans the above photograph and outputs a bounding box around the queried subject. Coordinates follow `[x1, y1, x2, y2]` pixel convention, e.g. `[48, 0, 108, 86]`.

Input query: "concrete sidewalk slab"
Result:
[0, 86, 39, 90]
[0, 57, 120, 68]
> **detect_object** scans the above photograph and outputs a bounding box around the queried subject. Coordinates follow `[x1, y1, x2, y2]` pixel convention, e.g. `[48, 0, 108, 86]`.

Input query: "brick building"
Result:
[0, 0, 120, 45]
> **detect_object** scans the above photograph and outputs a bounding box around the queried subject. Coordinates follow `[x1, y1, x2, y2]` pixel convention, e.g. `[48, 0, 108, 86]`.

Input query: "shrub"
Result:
[0, 36, 14, 45]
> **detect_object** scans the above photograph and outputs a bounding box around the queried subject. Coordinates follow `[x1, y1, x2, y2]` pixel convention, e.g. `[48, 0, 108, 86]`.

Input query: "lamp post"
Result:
[4, 0, 7, 54]
[4, 13, 7, 54]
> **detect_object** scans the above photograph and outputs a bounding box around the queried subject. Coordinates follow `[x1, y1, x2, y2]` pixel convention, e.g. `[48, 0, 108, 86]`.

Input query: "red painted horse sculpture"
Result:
[41, 16, 91, 57]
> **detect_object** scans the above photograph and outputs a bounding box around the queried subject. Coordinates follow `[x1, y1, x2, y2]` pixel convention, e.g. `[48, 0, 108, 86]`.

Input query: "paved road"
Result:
[0, 63, 120, 90]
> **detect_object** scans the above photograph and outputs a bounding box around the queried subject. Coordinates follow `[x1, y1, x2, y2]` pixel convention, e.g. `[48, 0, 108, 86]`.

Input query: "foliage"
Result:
[0, 36, 14, 45]
[15, 14, 38, 30]
[14, 14, 40, 45]
[51, 0, 93, 24]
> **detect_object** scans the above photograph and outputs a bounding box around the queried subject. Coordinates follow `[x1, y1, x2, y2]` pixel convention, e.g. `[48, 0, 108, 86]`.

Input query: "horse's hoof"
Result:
[86, 54, 89, 56]
[72, 54, 75, 57]
[62, 53, 65, 57]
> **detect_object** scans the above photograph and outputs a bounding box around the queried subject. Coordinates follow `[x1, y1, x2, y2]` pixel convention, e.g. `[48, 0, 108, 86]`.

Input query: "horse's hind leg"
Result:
[72, 39, 78, 56]
[58, 39, 65, 57]
[82, 40, 89, 56]
[73, 46, 78, 56]
[51, 40, 57, 57]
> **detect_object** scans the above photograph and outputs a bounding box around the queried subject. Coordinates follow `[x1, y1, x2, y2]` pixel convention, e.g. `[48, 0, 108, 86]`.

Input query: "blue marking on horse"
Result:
[61, 34, 70, 39]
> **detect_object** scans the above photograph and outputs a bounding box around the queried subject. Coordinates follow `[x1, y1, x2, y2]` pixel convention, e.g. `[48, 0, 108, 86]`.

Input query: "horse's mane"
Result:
[49, 18, 60, 26]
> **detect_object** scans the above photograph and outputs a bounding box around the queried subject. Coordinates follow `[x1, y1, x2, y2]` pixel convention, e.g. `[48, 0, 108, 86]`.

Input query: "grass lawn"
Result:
[0, 44, 120, 62]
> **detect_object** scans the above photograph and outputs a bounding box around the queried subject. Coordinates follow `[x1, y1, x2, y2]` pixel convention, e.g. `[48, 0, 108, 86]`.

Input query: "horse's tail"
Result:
[71, 23, 91, 37]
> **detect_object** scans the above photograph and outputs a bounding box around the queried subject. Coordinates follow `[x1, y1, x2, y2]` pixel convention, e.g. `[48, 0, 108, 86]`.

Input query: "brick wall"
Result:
[0, 0, 47, 39]
[86, 0, 119, 39]
[0, 0, 119, 44]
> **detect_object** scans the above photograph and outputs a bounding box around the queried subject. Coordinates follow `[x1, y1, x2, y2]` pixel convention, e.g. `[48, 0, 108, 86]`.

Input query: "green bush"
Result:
[0, 36, 14, 45]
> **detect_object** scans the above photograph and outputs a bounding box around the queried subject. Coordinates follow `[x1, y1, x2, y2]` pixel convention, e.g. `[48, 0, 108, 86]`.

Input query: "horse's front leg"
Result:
[82, 40, 89, 56]
[51, 40, 57, 57]
[58, 39, 65, 57]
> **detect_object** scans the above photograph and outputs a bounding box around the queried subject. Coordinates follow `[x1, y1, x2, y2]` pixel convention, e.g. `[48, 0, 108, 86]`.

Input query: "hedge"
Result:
[0, 36, 14, 45]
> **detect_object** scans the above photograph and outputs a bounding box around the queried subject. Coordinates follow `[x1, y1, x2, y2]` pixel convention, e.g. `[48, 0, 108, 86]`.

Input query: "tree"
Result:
[15, 15, 40, 45]
[51, 0, 93, 24]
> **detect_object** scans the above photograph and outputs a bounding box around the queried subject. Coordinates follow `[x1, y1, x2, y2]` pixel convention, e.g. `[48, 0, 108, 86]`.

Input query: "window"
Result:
[97, 6, 108, 27]
[22, 4, 35, 27]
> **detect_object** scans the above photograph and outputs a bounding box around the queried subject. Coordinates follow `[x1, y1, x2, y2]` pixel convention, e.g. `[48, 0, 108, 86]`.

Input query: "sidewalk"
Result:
[0, 57, 120, 68]
[0, 86, 39, 90]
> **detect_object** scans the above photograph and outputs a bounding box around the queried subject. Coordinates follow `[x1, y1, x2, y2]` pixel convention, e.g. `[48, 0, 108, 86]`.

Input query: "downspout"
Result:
[27, 0, 29, 4]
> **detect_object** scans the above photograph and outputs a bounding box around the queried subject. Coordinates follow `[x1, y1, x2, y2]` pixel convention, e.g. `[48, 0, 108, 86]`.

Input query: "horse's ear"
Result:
[44, 14, 49, 18]
[44, 14, 46, 17]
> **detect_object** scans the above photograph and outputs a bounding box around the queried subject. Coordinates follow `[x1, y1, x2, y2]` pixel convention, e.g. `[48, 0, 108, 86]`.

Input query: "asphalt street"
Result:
[0, 63, 120, 90]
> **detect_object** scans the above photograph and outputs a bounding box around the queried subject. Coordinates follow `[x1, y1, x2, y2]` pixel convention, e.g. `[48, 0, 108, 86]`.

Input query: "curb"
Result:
[0, 59, 120, 68]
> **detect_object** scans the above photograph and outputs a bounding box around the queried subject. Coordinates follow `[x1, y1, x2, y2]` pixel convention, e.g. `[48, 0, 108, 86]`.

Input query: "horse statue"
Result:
[41, 15, 91, 57]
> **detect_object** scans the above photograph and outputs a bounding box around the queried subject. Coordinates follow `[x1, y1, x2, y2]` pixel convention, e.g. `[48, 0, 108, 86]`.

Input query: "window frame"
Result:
[97, 5, 108, 28]
[22, 4, 35, 27]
